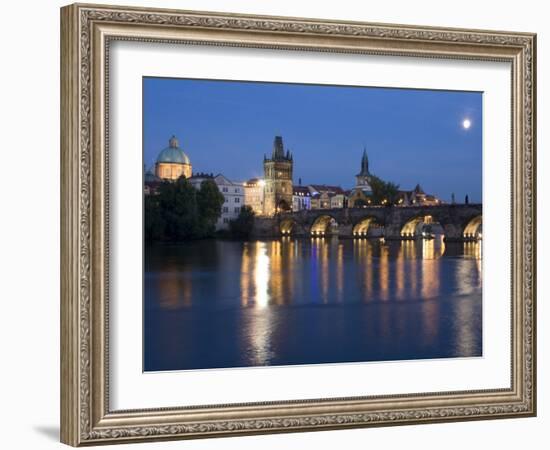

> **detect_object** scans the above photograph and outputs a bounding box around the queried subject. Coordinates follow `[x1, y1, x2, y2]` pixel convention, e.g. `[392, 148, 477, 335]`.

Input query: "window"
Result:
[222, 187, 228, 193]
[223, 207, 228, 213]
[235, 197, 240, 203]
[223, 218, 229, 223]
[234, 207, 241, 213]
[235, 188, 239, 193]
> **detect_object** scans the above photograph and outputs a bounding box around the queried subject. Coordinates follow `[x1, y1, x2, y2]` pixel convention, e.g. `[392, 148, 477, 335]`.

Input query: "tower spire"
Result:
[272, 135, 284, 160]
[360, 147, 369, 175]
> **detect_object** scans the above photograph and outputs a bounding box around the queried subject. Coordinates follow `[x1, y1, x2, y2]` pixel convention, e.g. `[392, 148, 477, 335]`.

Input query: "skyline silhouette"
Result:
[143, 77, 482, 203]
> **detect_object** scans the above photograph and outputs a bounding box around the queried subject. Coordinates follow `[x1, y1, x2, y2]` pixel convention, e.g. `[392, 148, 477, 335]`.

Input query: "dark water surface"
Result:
[144, 237, 482, 371]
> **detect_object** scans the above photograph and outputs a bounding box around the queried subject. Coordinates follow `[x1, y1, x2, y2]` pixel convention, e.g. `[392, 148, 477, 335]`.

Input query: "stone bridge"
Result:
[252, 204, 482, 241]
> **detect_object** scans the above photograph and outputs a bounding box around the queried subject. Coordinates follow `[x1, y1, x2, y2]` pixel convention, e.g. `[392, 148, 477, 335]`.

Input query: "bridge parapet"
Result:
[253, 204, 482, 241]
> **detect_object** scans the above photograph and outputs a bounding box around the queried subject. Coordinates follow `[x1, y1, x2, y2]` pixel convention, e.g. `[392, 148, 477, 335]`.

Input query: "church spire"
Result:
[359, 147, 369, 175]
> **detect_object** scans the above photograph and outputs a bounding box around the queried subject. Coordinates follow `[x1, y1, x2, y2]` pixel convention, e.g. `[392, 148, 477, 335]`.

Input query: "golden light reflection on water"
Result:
[241, 241, 270, 307]
[254, 242, 270, 308]
[240, 244, 251, 306]
[156, 265, 192, 309]
[396, 242, 405, 300]
[420, 238, 441, 300]
[354, 239, 373, 300]
[239, 241, 274, 365]
[401, 241, 418, 299]
[463, 241, 483, 285]
[336, 243, 344, 303]
[149, 238, 483, 367]
[379, 245, 390, 301]
[157, 238, 481, 311]
[270, 240, 283, 305]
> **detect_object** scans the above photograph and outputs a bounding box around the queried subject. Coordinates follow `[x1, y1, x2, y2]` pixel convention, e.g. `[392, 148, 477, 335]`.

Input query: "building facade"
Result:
[244, 178, 265, 215]
[189, 173, 245, 229]
[308, 185, 346, 209]
[263, 136, 293, 215]
[292, 186, 311, 212]
[397, 184, 442, 206]
[155, 135, 192, 180]
[217, 174, 245, 229]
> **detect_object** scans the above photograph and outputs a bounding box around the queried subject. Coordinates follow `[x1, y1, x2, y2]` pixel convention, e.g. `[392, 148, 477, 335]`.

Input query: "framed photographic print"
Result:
[60, 3, 537, 446]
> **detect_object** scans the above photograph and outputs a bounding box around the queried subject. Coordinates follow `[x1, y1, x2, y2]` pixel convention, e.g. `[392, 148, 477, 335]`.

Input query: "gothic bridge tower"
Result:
[263, 136, 293, 215]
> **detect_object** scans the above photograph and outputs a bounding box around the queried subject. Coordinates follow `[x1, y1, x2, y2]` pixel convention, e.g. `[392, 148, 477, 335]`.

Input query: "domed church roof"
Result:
[156, 136, 191, 165]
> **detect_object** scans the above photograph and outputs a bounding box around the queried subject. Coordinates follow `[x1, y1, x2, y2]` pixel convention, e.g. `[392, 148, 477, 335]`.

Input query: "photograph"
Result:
[142, 77, 483, 372]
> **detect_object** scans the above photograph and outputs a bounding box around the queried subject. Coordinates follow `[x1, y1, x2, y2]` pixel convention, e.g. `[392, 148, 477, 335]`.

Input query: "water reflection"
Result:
[144, 238, 482, 371]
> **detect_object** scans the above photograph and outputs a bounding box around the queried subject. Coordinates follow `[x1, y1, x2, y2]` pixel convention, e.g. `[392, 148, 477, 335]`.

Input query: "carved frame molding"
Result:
[61, 3, 536, 446]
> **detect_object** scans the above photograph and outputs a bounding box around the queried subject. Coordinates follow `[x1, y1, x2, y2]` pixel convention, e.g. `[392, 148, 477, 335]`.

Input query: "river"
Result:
[144, 237, 482, 371]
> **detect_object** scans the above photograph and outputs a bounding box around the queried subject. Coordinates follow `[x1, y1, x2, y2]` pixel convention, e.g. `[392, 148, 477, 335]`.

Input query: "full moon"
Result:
[462, 118, 472, 129]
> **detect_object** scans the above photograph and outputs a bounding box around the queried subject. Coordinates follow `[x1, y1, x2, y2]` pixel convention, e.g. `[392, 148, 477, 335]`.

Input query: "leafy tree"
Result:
[144, 176, 226, 242]
[144, 195, 164, 241]
[384, 181, 400, 205]
[229, 205, 255, 238]
[369, 175, 400, 205]
[154, 177, 199, 240]
[169, 176, 200, 239]
[196, 179, 225, 237]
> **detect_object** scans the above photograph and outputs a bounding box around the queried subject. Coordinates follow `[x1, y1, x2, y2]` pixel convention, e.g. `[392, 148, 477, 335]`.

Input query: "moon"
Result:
[462, 118, 472, 129]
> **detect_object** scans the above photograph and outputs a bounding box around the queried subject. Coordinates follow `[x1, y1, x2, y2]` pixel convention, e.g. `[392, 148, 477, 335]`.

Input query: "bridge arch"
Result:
[280, 218, 297, 236]
[400, 214, 444, 239]
[310, 215, 339, 236]
[352, 217, 383, 238]
[463, 215, 482, 240]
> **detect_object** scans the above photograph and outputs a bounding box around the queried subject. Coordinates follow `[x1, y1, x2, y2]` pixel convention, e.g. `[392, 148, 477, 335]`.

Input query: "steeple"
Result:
[357, 147, 370, 176]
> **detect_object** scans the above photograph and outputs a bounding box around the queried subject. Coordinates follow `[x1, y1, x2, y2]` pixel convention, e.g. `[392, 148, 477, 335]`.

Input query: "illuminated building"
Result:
[263, 136, 293, 215]
[397, 184, 442, 206]
[244, 178, 265, 215]
[308, 185, 345, 209]
[154, 135, 192, 180]
[292, 186, 311, 211]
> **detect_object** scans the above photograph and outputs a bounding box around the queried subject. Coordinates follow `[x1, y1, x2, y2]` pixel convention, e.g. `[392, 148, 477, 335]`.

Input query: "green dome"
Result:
[156, 136, 191, 165]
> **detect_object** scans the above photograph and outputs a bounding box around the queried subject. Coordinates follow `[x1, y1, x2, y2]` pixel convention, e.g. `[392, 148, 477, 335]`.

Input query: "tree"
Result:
[157, 176, 199, 240]
[369, 175, 400, 205]
[196, 179, 225, 237]
[144, 176, 226, 242]
[229, 205, 255, 238]
[144, 195, 165, 241]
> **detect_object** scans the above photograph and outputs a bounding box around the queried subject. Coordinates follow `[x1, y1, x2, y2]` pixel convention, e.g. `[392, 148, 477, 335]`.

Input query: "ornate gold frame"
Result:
[60, 3, 536, 446]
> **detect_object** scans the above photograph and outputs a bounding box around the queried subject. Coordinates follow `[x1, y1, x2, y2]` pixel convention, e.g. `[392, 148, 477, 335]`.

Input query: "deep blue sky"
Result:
[143, 77, 482, 202]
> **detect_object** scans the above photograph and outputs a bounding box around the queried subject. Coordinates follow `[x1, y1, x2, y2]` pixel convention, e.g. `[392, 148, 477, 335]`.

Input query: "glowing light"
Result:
[462, 118, 472, 129]
[254, 242, 270, 308]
